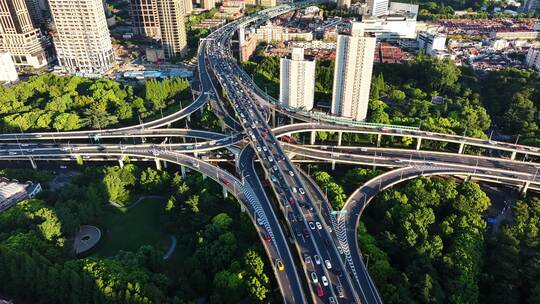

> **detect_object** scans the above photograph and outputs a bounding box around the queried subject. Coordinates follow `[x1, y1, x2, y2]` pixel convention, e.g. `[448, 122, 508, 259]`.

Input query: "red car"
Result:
[288, 197, 295, 205]
[303, 228, 310, 238]
[316, 284, 324, 297]
[262, 233, 271, 242]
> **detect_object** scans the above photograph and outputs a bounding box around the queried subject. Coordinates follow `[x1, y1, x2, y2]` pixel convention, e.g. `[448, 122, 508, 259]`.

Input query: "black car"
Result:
[287, 212, 295, 222]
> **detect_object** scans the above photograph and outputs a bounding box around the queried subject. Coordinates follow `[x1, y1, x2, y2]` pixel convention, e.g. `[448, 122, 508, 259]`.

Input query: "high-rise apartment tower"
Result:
[280, 47, 316, 111]
[0, 0, 53, 69]
[366, 0, 388, 16]
[130, 0, 161, 39]
[48, 0, 115, 73]
[331, 22, 376, 121]
[157, 0, 187, 58]
[130, 0, 187, 58]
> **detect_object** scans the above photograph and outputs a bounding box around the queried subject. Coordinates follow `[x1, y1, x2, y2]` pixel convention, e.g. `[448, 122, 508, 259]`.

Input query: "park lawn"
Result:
[94, 198, 170, 257]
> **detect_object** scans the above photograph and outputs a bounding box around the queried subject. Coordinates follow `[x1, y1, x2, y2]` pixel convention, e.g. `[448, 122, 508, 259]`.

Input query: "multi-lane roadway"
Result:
[1, 3, 540, 304]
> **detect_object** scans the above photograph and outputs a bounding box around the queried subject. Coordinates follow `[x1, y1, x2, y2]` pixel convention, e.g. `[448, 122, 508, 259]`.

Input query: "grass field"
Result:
[94, 198, 170, 257]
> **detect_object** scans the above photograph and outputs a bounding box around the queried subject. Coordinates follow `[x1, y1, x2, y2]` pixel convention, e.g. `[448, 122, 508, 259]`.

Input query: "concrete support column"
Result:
[29, 157, 37, 170]
[376, 134, 382, 147]
[202, 174, 207, 180]
[458, 142, 465, 154]
[194, 151, 199, 158]
[310, 131, 316, 145]
[163, 161, 168, 169]
[331, 160, 336, 170]
[271, 109, 276, 128]
[290, 117, 294, 124]
[155, 158, 162, 170]
[465, 175, 472, 182]
[181, 165, 186, 179]
[337, 132, 342, 146]
[187, 114, 191, 122]
[240, 202, 246, 213]
[511, 151, 517, 160]
[223, 186, 228, 198]
[118, 158, 124, 168]
[288, 152, 296, 159]
[416, 137, 422, 150]
[521, 181, 530, 195]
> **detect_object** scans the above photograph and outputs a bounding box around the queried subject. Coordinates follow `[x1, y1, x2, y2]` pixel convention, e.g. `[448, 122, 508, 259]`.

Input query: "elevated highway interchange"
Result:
[0, 3, 539, 303]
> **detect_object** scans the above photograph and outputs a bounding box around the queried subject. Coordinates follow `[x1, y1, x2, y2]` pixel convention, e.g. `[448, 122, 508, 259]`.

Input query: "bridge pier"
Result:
[223, 186, 228, 198]
[416, 137, 422, 150]
[290, 117, 294, 124]
[194, 151, 199, 158]
[187, 114, 191, 122]
[29, 157, 37, 170]
[376, 134, 382, 147]
[511, 151, 517, 160]
[458, 142, 465, 154]
[310, 131, 316, 145]
[155, 159, 162, 170]
[163, 161, 168, 169]
[521, 181, 530, 195]
[337, 132, 342, 146]
[118, 158, 124, 168]
[181, 165, 187, 179]
[271, 109, 276, 128]
[331, 160, 336, 170]
[202, 174, 207, 180]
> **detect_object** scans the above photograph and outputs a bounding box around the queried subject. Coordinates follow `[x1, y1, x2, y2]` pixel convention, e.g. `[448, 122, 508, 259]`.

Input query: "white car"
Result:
[299, 188, 305, 195]
[321, 275, 329, 286]
[262, 146, 267, 152]
[314, 255, 321, 265]
[325, 260, 332, 269]
[311, 272, 318, 283]
[337, 246, 343, 254]
[257, 146, 262, 152]
[289, 170, 294, 176]
[316, 222, 322, 230]
[292, 187, 298, 193]
[309, 222, 316, 230]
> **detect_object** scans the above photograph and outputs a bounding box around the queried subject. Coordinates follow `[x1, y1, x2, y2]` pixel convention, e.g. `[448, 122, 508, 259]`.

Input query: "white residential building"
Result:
[366, 0, 388, 17]
[362, 14, 417, 40]
[331, 23, 376, 121]
[49, 0, 115, 73]
[280, 48, 316, 111]
[0, 52, 18, 82]
[525, 47, 540, 70]
[389, 2, 419, 15]
[418, 31, 447, 55]
[0, 0, 53, 70]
